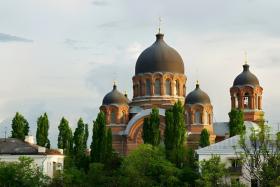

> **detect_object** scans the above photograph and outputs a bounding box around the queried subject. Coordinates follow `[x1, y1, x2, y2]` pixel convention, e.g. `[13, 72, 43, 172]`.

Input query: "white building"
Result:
[0, 136, 64, 178]
[196, 121, 261, 187]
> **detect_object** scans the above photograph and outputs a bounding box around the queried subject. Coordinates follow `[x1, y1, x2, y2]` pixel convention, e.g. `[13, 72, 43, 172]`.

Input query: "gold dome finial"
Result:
[244, 51, 248, 65]
[158, 17, 162, 34]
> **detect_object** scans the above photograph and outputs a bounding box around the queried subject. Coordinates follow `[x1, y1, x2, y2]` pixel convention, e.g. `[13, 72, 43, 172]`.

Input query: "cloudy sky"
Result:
[0, 0, 279, 146]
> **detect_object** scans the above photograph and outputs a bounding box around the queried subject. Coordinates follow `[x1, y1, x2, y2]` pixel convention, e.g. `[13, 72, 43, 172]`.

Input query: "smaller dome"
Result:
[102, 84, 129, 105]
[233, 64, 259, 87]
[186, 83, 211, 105]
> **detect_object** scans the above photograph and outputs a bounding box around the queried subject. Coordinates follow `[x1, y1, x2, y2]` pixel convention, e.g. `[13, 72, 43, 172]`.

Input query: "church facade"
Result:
[99, 32, 264, 154]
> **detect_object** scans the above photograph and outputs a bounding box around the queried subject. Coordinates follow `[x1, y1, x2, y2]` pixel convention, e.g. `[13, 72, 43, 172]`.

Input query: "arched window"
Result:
[146, 80, 151, 95]
[195, 111, 202, 124]
[234, 95, 239, 108]
[165, 79, 171, 95]
[255, 95, 258, 110]
[183, 84, 186, 96]
[139, 82, 142, 96]
[155, 79, 161, 95]
[110, 111, 116, 123]
[122, 111, 126, 123]
[175, 80, 180, 96]
[244, 93, 249, 109]
[208, 113, 211, 124]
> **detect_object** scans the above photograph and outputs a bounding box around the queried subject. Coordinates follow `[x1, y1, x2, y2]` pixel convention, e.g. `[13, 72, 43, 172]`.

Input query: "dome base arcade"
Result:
[131, 72, 186, 109]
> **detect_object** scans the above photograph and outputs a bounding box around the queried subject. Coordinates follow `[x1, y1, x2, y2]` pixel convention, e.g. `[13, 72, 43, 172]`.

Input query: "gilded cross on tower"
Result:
[244, 51, 248, 64]
[158, 17, 162, 34]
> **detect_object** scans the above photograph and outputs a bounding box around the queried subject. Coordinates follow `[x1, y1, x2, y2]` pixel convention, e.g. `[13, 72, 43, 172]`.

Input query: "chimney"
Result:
[24, 135, 35, 144]
[38, 146, 46, 153]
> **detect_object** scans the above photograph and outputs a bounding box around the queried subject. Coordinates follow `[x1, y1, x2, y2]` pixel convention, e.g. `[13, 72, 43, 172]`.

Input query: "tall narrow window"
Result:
[208, 113, 211, 124]
[155, 79, 161, 95]
[165, 79, 171, 95]
[195, 111, 201, 124]
[139, 82, 142, 96]
[255, 95, 258, 110]
[175, 80, 180, 95]
[122, 111, 126, 123]
[146, 80, 151, 95]
[244, 93, 249, 109]
[234, 95, 238, 108]
[110, 111, 116, 123]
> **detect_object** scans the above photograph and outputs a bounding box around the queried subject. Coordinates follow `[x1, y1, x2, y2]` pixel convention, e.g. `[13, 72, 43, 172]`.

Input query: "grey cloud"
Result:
[92, 0, 108, 6]
[63, 38, 92, 50]
[0, 33, 33, 43]
[98, 21, 120, 28]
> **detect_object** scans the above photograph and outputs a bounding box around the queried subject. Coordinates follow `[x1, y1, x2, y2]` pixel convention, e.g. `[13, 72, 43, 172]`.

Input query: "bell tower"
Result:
[230, 58, 264, 124]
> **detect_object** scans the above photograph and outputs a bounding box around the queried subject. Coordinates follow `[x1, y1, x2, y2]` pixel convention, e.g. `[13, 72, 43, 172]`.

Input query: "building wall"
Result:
[0, 154, 64, 178]
[198, 154, 251, 186]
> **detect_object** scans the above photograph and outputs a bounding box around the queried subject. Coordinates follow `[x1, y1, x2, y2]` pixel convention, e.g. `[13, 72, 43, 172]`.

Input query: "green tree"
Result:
[238, 120, 280, 187]
[228, 108, 245, 137]
[73, 118, 87, 169]
[120, 144, 181, 187]
[36, 113, 50, 148]
[199, 128, 210, 148]
[198, 155, 228, 187]
[142, 108, 161, 146]
[91, 111, 113, 163]
[0, 156, 50, 187]
[180, 148, 200, 186]
[11, 112, 29, 140]
[105, 128, 113, 162]
[164, 101, 186, 167]
[57, 117, 73, 155]
[84, 123, 89, 149]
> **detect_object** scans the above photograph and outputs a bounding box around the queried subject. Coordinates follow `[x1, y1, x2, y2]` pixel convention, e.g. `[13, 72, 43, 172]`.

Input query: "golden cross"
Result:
[244, 51, 248, 64]
[158, 17, 162, 34]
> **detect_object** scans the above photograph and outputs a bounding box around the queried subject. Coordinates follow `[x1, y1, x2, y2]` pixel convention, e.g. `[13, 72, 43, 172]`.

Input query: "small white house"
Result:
[196, 121, 262, 186]
[0, 136, 64, 178]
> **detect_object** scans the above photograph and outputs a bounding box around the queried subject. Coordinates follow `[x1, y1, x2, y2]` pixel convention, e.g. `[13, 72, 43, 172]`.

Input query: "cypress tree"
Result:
[142, 108, 160, 146]
[228, 108, 245, 137]
[142, 117, 151, 144]
[91, 111, 107, 163]
[11, 112, 29, 140]
[36, 113, 50, 148]
[57, 117, 73, 155]
[73, 118, 87, 168]
[84, 123, 89, 149]
[199, 128, 210, 148]
[164, 101, 186, 167]
[105, 128, 113, 162]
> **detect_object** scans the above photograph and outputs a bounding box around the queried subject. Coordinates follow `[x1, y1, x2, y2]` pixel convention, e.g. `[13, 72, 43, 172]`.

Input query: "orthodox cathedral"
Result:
[99, 32, 264, 154]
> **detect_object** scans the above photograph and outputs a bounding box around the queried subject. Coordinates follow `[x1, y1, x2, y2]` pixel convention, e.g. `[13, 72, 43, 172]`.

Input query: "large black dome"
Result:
[102, 85, 129, 105]
[185, 83, 211, 105]
[233, 64, 259, 87]
[135, 33, 184, 75]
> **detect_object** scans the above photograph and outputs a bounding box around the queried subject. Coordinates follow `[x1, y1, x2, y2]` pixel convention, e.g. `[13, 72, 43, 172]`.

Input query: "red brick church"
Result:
[99, 31, 264, 154]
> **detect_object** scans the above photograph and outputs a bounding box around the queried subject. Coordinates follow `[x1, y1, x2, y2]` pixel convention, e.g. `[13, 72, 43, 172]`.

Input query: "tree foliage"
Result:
[0, 156, 49, 187]
[198, 155, 228, 187]
[199, 128, 210, 148]
[142, 108, 160, 146]
[91, 111, 113, 164]
[11, 112, 29, 140]
[228, 108, 245, 137]
[120, 144, 181, 187]
[57, 117, 73, 155]
[73, 118, 89, 170]
[36, 113, 50, 148]
[238, 120, 280, 187]
[164, 101, 186, 167]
